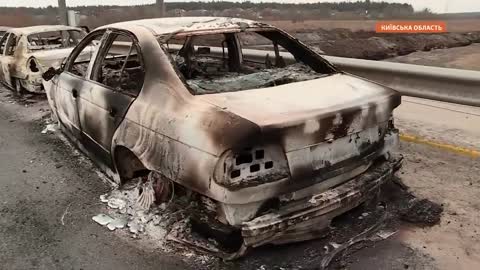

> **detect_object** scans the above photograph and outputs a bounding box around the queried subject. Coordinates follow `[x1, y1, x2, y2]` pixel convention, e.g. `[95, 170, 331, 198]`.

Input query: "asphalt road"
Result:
[0, 90, 188, 270]
[0, 86, 479, 270]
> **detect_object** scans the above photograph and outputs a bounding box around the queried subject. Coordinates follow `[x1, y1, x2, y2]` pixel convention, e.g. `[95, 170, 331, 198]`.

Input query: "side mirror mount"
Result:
[42, 67, 62, 81]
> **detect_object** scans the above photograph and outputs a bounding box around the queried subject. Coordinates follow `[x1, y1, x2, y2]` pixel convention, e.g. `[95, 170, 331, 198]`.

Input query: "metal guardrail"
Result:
[324, 56, 480, 107]
[144, 43, 480, 107]
[237, 48, 480, 107]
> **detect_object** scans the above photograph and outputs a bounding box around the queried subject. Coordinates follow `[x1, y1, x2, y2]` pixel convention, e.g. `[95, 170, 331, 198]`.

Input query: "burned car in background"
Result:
[0, 26, 10, 40]
[42, 17, 402, 257]
[0, 25, 86, 93]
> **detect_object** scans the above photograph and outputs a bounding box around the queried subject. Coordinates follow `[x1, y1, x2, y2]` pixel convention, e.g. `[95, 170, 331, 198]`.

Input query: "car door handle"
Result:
[109, 107, 117, 117]
[72, 89, 78, 98]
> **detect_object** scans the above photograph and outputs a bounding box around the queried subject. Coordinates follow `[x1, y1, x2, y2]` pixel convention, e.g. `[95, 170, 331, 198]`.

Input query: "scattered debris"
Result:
[60, 203, 72, 226]
[320, 205, 387, 269]
[107, 217, 128, 231]
[92, 214, 115, 226]
[41, 123, 57, 134]
[375, 229, 398, 240]
[330, 242, 342, 249]
[94, 177, 190, 242]
[92, 214, 127, 231]
[400, 199, 444, 226]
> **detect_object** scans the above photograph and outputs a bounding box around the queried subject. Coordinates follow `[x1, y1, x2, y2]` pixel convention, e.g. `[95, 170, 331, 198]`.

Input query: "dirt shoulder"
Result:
[387, 43, 480, 71]
[294, 30, 480, 60]
[269, 19, 480, 33]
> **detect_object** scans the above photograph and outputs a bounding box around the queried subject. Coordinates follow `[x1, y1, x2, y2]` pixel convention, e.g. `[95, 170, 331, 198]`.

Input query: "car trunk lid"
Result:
[198, 73, 400, 152]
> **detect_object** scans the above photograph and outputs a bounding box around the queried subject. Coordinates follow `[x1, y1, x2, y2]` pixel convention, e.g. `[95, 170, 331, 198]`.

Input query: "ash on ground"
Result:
[92, 178, 214, 265]
[91, 175, 443, 269]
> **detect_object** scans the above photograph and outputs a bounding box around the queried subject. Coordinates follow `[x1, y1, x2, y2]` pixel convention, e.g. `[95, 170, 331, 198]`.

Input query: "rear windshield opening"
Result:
[162, 30, 335, 95]
[28, 30, 86, 51]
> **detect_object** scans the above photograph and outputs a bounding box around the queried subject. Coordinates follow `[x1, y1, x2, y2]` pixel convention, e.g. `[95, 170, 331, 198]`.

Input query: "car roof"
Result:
[0, 26, 11, 31]
[8, 25, 82, 35]
[99, 17, 271, 36]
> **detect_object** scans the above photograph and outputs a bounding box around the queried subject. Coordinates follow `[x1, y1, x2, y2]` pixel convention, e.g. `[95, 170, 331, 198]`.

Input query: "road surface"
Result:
[0, 87, 479, 270]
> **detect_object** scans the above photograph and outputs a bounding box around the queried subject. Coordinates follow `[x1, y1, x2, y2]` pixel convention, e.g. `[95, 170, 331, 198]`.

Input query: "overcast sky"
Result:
[2, 0, 479, 13]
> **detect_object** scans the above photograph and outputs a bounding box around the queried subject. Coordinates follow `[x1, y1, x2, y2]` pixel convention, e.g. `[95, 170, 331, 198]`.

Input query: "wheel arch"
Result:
[112, 145, 149, 184]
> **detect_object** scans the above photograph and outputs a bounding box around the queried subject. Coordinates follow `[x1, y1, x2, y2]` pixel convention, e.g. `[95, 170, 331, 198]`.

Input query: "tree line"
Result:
[0, 1, 425, 28]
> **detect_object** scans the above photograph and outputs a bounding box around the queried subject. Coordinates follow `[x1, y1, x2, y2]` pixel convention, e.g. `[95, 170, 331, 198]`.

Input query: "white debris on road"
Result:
[92, 214, 127, 231]
[92, 214, 114, 226]
[93, 179, 186, 245]
[41, 123, 57, 134]
[91, 180, 215, 265]
[375, 229, 398, 240]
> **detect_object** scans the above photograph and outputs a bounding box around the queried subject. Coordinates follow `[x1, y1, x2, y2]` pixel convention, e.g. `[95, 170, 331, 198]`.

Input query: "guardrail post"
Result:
[156, 0, 165, 17]
[58, 0, 68, 25]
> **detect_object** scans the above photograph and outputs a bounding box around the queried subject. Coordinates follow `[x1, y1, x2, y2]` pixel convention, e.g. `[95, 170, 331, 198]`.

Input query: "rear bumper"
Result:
[233, 154, 402, 257]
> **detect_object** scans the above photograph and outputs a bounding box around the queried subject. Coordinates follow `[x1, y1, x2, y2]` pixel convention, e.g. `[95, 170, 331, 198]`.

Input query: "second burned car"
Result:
[43, 17, 402, 258]
[0, 25, 87, 93]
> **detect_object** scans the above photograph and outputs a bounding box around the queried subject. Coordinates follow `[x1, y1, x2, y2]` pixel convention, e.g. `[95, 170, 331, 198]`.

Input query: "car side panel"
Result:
[110, 27, 262, 203]
[76, 81, 135, 168]
[55, 72, 83, 138]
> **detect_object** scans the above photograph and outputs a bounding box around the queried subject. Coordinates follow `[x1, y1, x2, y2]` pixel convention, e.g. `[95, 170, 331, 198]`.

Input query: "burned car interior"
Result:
[94, 39, 144, 95]
[164, 29, 336, 94]
[69, 33, 145, 96]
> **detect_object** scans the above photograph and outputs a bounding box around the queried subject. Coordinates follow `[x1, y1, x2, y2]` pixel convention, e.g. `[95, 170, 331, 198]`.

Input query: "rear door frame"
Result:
[71, 28, 145, 169]
[54, 29, 108, 141]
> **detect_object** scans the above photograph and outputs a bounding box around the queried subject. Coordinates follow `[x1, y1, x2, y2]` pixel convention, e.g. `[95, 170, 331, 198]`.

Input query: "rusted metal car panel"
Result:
[43, 17, 402, 258]
[0, 25, 86, 93]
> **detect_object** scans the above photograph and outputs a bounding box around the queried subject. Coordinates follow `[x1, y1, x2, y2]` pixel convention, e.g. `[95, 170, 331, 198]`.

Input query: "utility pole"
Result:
[58, 0, 68, 25]
[156, 0, 165, 17]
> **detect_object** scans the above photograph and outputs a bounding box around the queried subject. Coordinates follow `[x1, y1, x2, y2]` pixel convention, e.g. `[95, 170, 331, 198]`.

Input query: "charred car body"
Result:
[42, 17, 402, 257]
[0, 25, 86, 93]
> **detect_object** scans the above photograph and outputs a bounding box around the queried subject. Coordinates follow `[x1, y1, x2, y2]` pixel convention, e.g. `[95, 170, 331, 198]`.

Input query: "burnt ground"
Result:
[293, 30, 480, 60]
[387, 43, 480, 71]
[2, 86, 479, 270]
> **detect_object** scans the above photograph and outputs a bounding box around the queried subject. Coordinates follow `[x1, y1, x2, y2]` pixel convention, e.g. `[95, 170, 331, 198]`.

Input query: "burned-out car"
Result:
[0, 25, 86, 93]
[43, 17, 402, 257]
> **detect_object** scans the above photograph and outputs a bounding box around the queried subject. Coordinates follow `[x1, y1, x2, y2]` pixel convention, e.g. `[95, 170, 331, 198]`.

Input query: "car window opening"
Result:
[93, 35, 145, 97]
[28, 30, 86, 51]
[163, 30, 336, 95]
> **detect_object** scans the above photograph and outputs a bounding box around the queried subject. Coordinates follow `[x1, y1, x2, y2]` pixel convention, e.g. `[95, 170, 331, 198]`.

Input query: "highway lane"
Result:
[0, 86, 478, 270]
[396, 96, 480, 151]
[0, 89, 189, 270]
